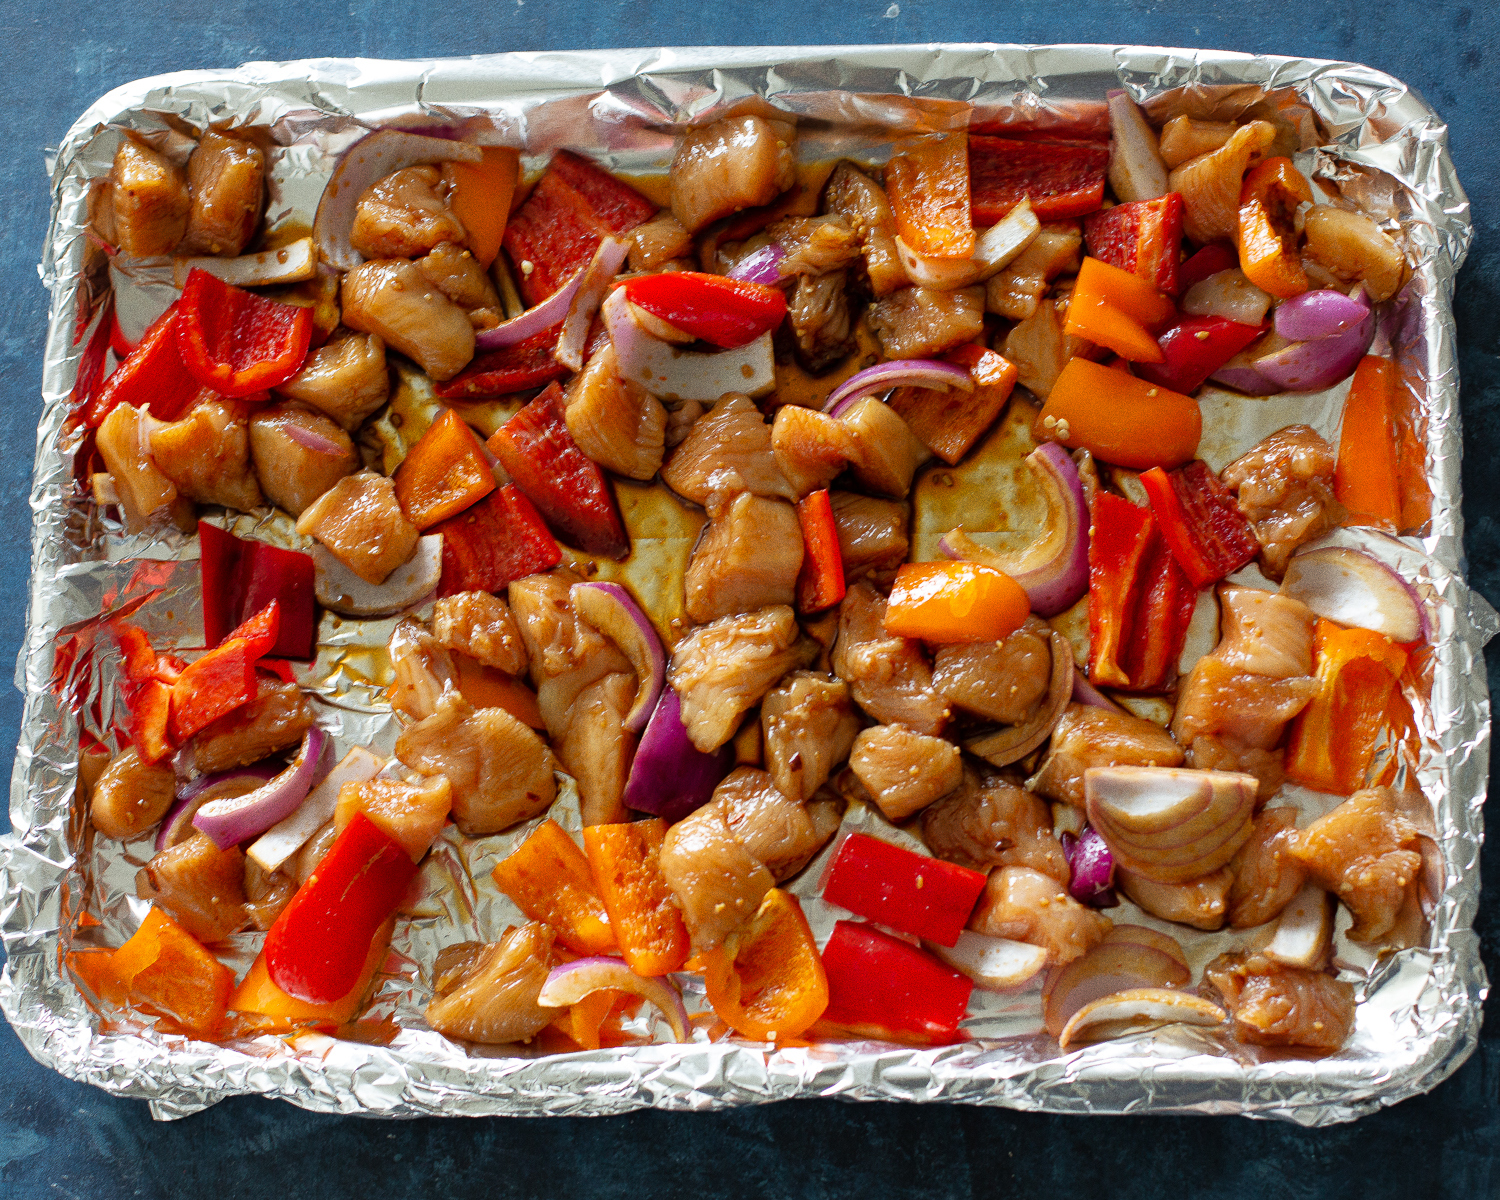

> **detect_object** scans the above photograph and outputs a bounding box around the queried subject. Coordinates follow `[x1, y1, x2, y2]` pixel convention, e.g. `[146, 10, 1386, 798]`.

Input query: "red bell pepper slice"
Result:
[430, 483, 562, 596]
[69, 296, 119, 426]
[81, 301, 203, 428]
[1139, 460, 1259, 589]
[969, 136, 1109, 223]
[822, 833, 987, 947]
[486, 383, 628, 560]
[1178, 243, 1238, 290]
[1136, 315, 1265, 395]
[168, 600, 280, 744]
[818, 920, 973, 1044]
[1087, 492, 1155, 689]
[794, 489, 846, 614]
[111, 620, 184, 763]
[622, 273, 787, 350]
[1120, 529, 1196, 693]
[264, 810, 418, 1005]
[199, 523, 318, 661]
[502, 149, 656, 307]
[175, 268, 313, 398]
[1083, 193, 1185, 295]
[433, 324, 569, 400]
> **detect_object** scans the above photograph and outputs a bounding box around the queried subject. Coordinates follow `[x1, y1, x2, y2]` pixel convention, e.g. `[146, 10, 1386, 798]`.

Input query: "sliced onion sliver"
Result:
[475, 269, 582, 351]
[313, 535, 443, 618]
[157, 763, 280, 852]
[926, 931, 1048, 992]
[1061, 825, 1117, 908]
[312, 129, 481, 272]
[1105, 90, 1170, 203]
[172, 237, 318, 289]
[1278, 545, 1426, 644]
[282, 421, 347, 457]
[822, 359, 973, 416]
[248, 745, 384, 873]
[192, 728, 333, 849]
[537, 956, 690, 1043]
[1071, 674, 1126, 714]
[555, 238, 630, 371]
[1058, 987, 1226, 1049]
[570, 581, 665, 733]
[726, 243, 786, 285]
[622, 688, 733, 823]
[1041, 939, 1191, 1038]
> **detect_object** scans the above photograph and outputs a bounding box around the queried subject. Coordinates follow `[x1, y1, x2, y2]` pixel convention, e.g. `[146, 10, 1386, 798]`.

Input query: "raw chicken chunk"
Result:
[830, 493, 909, 583]
[684, 491, 804, 623]
[669, 606, 804, 752]
[761, 670, 860, 803]
[111, 137, 189, 256]
[788, 270, 855, 371]
[295, 470, 419, 586]
[832, 582, 949, 734]
[342, 259, 476, 382]
[248, 405, 360, 516]
[274, 332, 390, 433]
[136, 833, 246, 944]
[669, 115, 797, 234]
[556, 672, 636, 826]
[1173, 657, 1317, 750]
[350, 165, 466, 261]
[418, 241, 503, 327]
[968, 865, 1112, 965]
[1029, 704, 1186, 807]
[933, 627, 1052, 725]
[335, 774, 453, 862]
[1227, 807, 1307, 928]
[388, 619, 458, 722]
[90, 748, 176, 841]
[768, 214, 860, 277]
[187, 679, 314, 774]
[425, 924, 555, 1045]
[180, 131, 265, 257]
[770, 404, 856, 498]
[660, 394, 793, 505]
[822, 162, 908, 298]
[868, 285, 984, 359]
[1221, 426, 1340, 579]
[985, 221, 1083, 322]
[1117, 866, 1233, 931]
[923, 776, 1069, 882]
[713, 767, 842, 881]
[839, 397, 928, 498]
[1206, 951, 1356, 1051]
[148, 398, 263, 511]
[1168, 121, 1277, 245]
[564, 344, 666, 481]
[1211, 587, 1315, 680]
[1186, 735, 1287, 804]
[658, 801, 774, 953]
[432, 591, 528, 675]
[1002, 294, 1096, 400]
[628, 211, 693, 271]
[848, 723, 963, 822]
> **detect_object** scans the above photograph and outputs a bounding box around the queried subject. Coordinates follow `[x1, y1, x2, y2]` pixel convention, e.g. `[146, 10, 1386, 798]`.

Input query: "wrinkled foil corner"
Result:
[3, 45, 1487, 1125]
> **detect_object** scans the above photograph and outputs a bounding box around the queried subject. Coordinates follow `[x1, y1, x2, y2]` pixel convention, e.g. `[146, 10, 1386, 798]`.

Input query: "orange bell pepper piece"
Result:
[167, 599, 280, 744]
[229, 917, 395, 1033]
[1335, 355, 1402, 531]
[108, 907, 234, 1038]
[884, 560, 1030, 644]
[1038, 357, 1201, 470]
[453, 652, 544, 728]
[446, 146, 520, 270]
[884, 132, 976, 258]
[1236, 157, 1311, 300]
[581, 819, 690, 976]
[493, 819, 616, 955]
[393, 407, 497, 530]
[1284, 620, 1409, 795]
[701, 889, 828, 1041]
[794, 488, 846, 614]
[1063, 256, 1176, 363]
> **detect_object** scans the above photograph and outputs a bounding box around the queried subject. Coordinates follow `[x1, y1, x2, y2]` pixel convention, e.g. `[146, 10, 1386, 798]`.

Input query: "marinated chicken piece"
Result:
[985, 222, 1083, 322]
[148, 398, 263, 511]
[1289, 787, 1422, 944]
[395, 692, 557, 836]
[923, 776, 1069, 882]
[1168, 120, 1277, 245]
[660, 394, 793, 505]
[432, 591, 528, 675]
[628, 211, 693, 271]
[1227, 807, 1306, 929]
[556, 672, 636, 826]
[342, 259, 476, 382]
[761, 670, 860, 803]
[839, 397, 928, 497]
[188, 679, 315, 774]
[179, 131, 264, 257]
[770, 404, 856, 497]
[1117, 865, 1233, 931]
[830, 492, 909, 583]
[968, 865, 1112, 965]
[1221, 426, 1340, 578]
[418, 241, 503, 327]
[669, 115, 797, 235]
[658, 800, 775, 952]
[788, 270, 855, 371]
[1157, 115, 1238, 168]
[1211, 587, 1316, 679]
[1028, 704, 1186, 807]
[425, 923, 555, 1045]
[848, 723, 963, 822]
[1186, 735, 1287, 804]
[136, 833, 246, 944]
[97, 402, 177, 522]
[388, 619, 458, 721]
[665, 399, 706, 449]
[669, 605, 804, 752]
[933, 627, 1052, 725]
[247, 404, 359, 516]
[1172, 656, 1318, 750]
[868, 285, 984, 360]
[684, 492, 804, 623]
[1302, 206, 1409, 303]
[1206, 951, 1356, 1051]
[295, 470, 419, 586]
[335, 774, 454, 861]
[111, 137, 189, 256]
[242, 861, 296, 932]
[90, 747, 176, 840]
[350, 165, 467, 261]
[1002, 294, 1096, 400]
[713, 767, 842, 881]
[822, 162, 908, 298]
[507, 570, 631, 740]
[832, 582, 949, 735]
[564, 344, 667, 481]
[274, 332, 390, 433]
[768, 214, 861, 277]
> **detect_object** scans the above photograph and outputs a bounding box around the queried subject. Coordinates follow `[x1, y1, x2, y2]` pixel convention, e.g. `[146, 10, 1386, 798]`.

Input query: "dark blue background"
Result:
[2, 5, 1497, 1198]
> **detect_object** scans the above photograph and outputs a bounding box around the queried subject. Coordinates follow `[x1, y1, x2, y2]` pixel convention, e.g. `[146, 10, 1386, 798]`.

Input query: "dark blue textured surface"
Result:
[2, 6, 1498, 1197]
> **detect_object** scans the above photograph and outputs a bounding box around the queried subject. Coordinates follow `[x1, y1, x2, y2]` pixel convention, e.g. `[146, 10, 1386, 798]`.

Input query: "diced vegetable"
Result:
[1105, 91, 1170, 203]
[571, 582, 665, 732]
[582, 819, 690, 977]
[622, 272, 787, 349]
[445, 146, 520, 269]
[392, 407, 496, 530]
[1279, 546, 1426, 645]
[1038, 358, 1201, 470]
[794, 489, 847, 614]
[969, 136, 1109, 223]
[818, 920, 974, 1043]
[1139, 460, 1260, 588]
[1083, 194, 1184, 294]
[1178, 243, 1237, 290]
[1236, 157, 1311, 300]
[1334, 355, 1403, 530]
[105, 907, 234, 1038]
[175, 268, 313, 397]
[434, 324, 569, 399]
[228, 917, 393, 1032]
[885, 344, 1016, 465]
[537, 957, 690, 1042]
[1061, 825, 1117, 907]
[193, 727, 331, 849]
[199, 523, 317, 661]
[168, 600, 280, 744]
[621, 688, 734, 823]
[1136, 314, 1265, 394]
[492, 819, 617, 955]
[883, 561, 1030, 644]
[1086, 766, 1258, 884]
[430, 484, 562, 597]
[822, 833, 987, 947]
[822, 359, 973, 417]
[1063, 256, 1175, 362]
[83, 302, 203, 428]
[884, 133, 975, 258]
[701, 888, 828, 1040]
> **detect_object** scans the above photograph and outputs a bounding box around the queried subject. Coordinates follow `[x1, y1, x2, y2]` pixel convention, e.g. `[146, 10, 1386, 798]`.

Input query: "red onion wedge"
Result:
[570, 581, 665, 733]
[555, 238, 630, 371]
[312, 129, 481, 272]
[192, 727, 333, 849]
[313, 534, 443, 618]
[536, 956, 690, 1043]
[1084, 766, 1257, 885]
[1255, 289, 1374, 392]
[822, 359, 973, 417]
[1041, 938, 1191, 1038]
[939, 443, 1089, 616]
[172, 237, 317, 290]
[475, 269, 581, 351]
[1106, 90, 1169, 203]
[157, 763, 280, 852]
[964, 625, 1073, 767]
[622, 688, 733, 823]
[1274, 287, 1371, 342]
[927, 931, 1048, 992]
[726, 243, 787, 286]
[248, 745, 383, 873]
[1278, 545, 1427, 643]
[602, 287, 774, 402]
[1071, 674, 1126, 713]
[1058, 987, 1226, 1049]
[1060, 825, 1118, 908]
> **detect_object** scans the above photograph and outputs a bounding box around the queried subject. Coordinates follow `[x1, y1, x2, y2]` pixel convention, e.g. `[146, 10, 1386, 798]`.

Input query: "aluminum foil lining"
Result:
[4, 45, 1492, 1125]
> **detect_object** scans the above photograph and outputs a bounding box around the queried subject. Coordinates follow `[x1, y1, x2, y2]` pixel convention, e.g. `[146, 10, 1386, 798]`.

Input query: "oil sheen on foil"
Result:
[2, 45, 1493, 1124]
